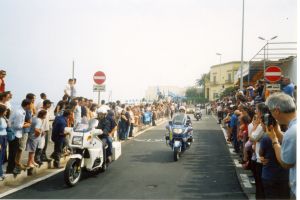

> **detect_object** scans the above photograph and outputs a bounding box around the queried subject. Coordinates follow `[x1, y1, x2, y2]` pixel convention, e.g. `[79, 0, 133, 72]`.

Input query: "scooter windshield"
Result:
[172, 114, 186, 125]
[74, 123, 89, 132]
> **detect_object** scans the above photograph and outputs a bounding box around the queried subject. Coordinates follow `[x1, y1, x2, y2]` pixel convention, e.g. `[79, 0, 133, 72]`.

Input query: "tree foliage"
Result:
[220, 86, 237, 98]
[185, 87, 208, 104]
[196, 72, 210, 97]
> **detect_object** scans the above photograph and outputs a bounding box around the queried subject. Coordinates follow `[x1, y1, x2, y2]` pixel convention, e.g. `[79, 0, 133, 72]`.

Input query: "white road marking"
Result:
[133, 138, 164, 143]
[234, 159, 242, 168]
[240, 174, 253, 188]
[229, 148, 235, 155]
[0, 168, 65, 198]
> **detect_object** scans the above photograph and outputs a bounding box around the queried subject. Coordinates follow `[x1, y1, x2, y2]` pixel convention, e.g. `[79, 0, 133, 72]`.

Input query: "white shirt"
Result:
[71, 85, 77, 98]
[217, 106, 222, 112]
[129, 111, 135, 123]
[170, 105, 175, 111]
[250, 124, 264, 163]
[0, 117, 7, 136]
[9, 107, 26, 138]
[64, 84, 71, 96]
[38, 108, 51, 132]
[74, 105, 82, 125]
[115, 106, 123, 114]
[5, 101, 12, 112]
[35, 99, 44, 111]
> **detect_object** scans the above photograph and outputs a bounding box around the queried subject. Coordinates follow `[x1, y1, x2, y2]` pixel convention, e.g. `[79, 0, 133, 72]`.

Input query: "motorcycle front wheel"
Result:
[64, 158, 82, 187]
[173, 147, 180, 161]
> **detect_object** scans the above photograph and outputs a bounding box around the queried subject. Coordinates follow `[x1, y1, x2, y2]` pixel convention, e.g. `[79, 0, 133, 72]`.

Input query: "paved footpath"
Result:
[1, 114, 251, 199]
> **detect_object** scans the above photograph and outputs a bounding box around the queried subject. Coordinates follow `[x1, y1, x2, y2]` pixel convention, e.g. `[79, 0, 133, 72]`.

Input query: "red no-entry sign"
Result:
[93, 71, 106, 85]
[265, 66, 282, 83]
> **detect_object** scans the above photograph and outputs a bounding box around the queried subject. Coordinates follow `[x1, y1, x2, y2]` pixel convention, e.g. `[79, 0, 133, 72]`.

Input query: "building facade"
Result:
[205, 61, 243, 101]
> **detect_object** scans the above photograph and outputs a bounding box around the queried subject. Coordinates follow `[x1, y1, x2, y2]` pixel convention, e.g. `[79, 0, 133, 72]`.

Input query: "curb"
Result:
[0, 156, 69, 198]
[211, 114, 256, 200]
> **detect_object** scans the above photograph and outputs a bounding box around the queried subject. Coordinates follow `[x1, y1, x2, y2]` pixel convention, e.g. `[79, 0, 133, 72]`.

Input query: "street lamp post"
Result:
[240, 0, 245, 91]
[216, 53, 223, 97]
[258, 36, 278, 77]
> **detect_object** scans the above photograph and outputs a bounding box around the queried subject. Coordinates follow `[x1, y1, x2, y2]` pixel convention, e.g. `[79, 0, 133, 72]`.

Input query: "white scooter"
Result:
[64, 119, 107, 187]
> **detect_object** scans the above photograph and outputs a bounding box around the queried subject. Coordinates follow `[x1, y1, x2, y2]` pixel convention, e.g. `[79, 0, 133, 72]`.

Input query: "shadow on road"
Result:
[175, 130, 247, 200]
[130, 150, 174, 163]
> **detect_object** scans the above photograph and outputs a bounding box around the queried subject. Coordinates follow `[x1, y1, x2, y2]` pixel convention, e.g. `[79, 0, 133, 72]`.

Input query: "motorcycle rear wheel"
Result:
[64, 158, 82, 187]
[173, 147, 180, 161]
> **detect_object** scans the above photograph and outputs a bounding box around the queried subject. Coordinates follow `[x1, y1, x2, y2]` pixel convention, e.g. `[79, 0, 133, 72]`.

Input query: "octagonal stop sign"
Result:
[93, 71, 106, 85]
[265, 66, 282, 83]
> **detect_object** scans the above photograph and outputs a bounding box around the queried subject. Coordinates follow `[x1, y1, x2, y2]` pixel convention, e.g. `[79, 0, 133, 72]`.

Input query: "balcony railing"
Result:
[225, 80, 233, 84]
[209, 81, 219, 86]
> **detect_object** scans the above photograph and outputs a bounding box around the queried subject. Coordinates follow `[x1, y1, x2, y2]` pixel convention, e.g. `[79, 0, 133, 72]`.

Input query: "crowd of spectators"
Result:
[210, 78, 296, 199]
[0, 75, 175, 179]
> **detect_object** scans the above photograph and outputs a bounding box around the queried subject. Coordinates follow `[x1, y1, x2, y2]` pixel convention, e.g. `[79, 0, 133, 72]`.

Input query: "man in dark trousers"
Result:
[51, 110, 71, 168]
[97, 109, 116, 164]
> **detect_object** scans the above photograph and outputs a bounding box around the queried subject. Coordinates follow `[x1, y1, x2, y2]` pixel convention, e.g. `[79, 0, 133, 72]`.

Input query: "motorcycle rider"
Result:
[97, 108, 116, 164]
[178, 106, 191, 125]
[178, 106, 193, 147]
[194, 106, 202, 120]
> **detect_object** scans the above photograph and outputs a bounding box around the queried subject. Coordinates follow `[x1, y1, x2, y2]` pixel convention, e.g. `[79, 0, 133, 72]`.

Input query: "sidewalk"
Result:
[212, 114, 256, 200]
[0, 117, 168, 197]
[0, 139, 68, 195]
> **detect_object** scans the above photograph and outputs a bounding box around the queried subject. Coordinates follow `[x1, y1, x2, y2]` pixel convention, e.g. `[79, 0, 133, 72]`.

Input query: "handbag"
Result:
[6, 127, 16, 142]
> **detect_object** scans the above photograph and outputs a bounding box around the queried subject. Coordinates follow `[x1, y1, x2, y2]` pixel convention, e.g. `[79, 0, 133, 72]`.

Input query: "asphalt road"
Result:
[4, 114, 247, 199]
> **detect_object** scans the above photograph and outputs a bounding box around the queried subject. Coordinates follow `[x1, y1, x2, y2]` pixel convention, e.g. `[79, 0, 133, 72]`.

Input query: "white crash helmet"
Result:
[97, 107, 108, 114]
[179, 106, 186, 112]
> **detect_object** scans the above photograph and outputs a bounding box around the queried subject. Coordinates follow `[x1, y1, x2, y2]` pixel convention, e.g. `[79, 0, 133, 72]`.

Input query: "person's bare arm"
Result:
[266, 126, 294, 169]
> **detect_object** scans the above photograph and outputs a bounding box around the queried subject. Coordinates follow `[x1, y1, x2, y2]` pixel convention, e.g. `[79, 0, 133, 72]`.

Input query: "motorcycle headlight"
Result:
[173, 128, 183, 134]
[72, 136, 83, 145]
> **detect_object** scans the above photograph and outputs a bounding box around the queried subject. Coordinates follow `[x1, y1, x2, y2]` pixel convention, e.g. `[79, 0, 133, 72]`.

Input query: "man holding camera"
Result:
[265, 93, 296, 198]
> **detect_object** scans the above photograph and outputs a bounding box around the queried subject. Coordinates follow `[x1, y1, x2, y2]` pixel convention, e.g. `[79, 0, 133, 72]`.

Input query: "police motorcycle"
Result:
[64, 119, 107, 187]
[165, 107, 193, 161]
[194, 107, 202, 121]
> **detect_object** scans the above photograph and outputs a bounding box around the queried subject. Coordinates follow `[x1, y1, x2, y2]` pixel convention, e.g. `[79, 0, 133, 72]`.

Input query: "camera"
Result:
[262, 112, 277, 127]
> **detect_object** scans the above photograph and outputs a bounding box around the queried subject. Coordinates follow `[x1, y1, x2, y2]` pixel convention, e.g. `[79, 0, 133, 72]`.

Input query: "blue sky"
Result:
[0, 0, 297, 104]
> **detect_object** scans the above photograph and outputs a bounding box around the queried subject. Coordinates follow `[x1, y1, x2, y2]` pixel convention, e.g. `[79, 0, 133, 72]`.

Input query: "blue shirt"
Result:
[260, 135, 289, 181]
[281, 118, 297, 195]
[23, 109, 32, 133]
[230, 114, 237, 131]
[283, 83, 295, 97]
[51, 116, 67, 142]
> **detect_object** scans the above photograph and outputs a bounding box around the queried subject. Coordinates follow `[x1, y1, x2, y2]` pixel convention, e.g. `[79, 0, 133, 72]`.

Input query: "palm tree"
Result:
[196, 73, 210, 97]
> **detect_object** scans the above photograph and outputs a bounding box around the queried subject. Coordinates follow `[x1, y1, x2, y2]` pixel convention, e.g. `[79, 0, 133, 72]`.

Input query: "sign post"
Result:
[93, 71, 106, 105]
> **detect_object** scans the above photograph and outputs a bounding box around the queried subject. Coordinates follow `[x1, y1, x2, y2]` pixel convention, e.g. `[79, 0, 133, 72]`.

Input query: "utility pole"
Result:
[240, 0, 245, 91]
[72, 60, 75, 79]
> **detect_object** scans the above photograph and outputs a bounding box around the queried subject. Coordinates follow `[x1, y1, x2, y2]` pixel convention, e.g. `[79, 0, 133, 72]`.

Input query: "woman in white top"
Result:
[0, 104, 8, 180]
[26, 110, 47, 168]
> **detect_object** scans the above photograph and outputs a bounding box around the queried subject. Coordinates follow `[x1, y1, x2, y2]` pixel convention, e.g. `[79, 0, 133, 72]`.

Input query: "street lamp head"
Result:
[216, 53, 222, 56]
[258, 36, 265, 40]
[270, 36, 278, 40]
